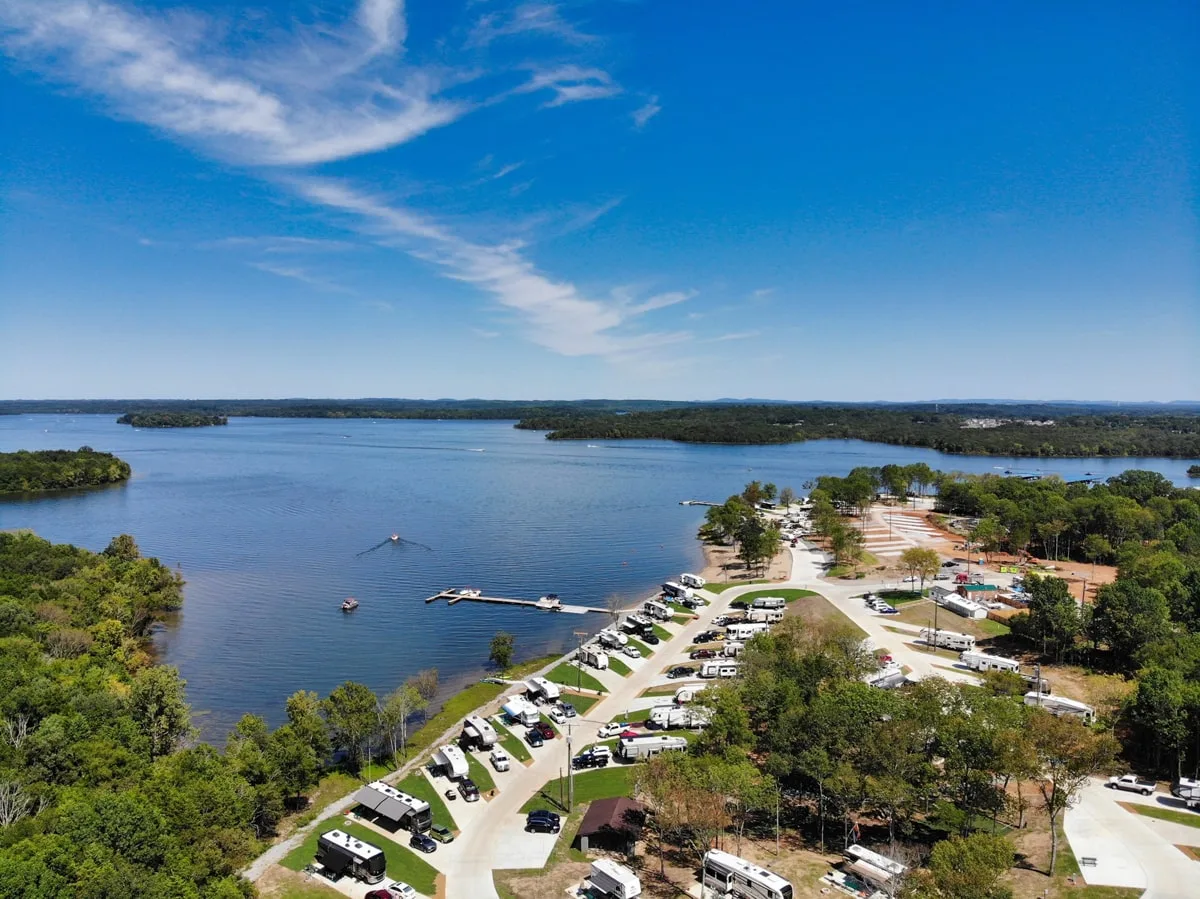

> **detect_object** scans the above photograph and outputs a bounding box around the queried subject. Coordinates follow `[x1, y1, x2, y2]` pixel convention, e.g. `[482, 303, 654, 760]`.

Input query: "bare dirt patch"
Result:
[256, 865, 340, 898]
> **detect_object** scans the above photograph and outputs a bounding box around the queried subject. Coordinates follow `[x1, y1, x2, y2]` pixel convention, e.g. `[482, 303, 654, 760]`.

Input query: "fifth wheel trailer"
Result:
[587, 858, 642, 899]
[432, 744, 470, 780]
[616, 734, 688, 760]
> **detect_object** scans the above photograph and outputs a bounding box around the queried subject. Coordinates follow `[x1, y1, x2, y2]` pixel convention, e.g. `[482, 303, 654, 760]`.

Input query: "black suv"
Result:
[409, 832, 437, 853]
[458, 777, 480, 802]
[525, 810, 561, 833]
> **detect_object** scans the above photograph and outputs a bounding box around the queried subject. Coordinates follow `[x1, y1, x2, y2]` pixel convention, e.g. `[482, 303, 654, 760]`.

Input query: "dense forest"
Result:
[117, 413, 228, 428]
[0, 448, 131, 493]
[516, 404, 1200, 457]
[0, 532, 449, 897]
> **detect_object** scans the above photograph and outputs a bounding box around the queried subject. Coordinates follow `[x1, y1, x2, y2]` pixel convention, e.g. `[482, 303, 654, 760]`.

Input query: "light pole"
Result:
[566, 722, 574, 811]
[573, 630, 588, 694]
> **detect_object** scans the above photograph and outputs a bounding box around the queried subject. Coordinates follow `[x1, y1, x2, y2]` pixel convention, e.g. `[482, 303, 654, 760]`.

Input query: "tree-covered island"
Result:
[117, 412, 228, 428]
[0, 447, 131, 493]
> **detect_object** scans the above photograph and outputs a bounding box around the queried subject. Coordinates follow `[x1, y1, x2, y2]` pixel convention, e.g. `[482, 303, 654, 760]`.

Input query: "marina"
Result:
[425, 587, 608, 615]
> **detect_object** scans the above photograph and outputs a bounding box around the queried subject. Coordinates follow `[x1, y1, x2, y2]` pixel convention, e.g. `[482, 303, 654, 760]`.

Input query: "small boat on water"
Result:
[536, 593, 562, 611]
[455, 587, 482, 598]
[341, 597, 359, 612]
[390, 533, 400, 542]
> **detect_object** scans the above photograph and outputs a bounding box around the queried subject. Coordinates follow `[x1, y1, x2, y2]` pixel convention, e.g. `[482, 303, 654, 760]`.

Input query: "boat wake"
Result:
[356, 535, 434, 557]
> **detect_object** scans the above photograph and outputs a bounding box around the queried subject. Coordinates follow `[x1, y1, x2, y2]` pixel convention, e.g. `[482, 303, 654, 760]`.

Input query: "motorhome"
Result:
[919, 628, 976, 652]
[580, 647, 609, 670]
[746, 608, 784, 624]
[959, 651, 1020, 673]
[351, 781, 432, 833]
[616, 734, 688, 760]
[751, 596, 786, 610]
[432, 744, 470, 780]
[702, 849, 794, 899]
[649, 705, 708, 730]
[643, 599, 672, 621]
[502, 696, 541, 727]
[461, 714, 498, 750]
[622, 614, 654, 634]
[316, 830, 387, 884]
[1024, 692, 1095, 724]
[673, 683, 707, 704]
[700, 660, 740, 679]
[661, 581, 692, 600]
[679, 573, 706, 590]
[598, 629, 628, 649]
[525, 676, 561, 704]
[587, 858, 642, 899]
[726, 622, 770, 641]
[843, 844, 906, 892]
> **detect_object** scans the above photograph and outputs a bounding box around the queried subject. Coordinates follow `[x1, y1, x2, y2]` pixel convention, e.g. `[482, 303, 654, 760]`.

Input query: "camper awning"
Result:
[847, 860, 894, 887]
[352, 785, 413, 822]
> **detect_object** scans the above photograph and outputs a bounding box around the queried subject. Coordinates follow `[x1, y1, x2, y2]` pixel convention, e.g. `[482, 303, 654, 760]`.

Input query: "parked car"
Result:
[458, 777, 480, 802]
[525, 729, 544, 748]
[385, 882, 418, 899]
[711, 615, 731, 626]
[667, 665, 696, 678]
[695, 630, 720, 643]
[933, 574, 951, 581]
[619, 729, 639, 739]
[367, 891, 393, 899]
[1107, 774, 1157, 796]
[533, 721, 556, 740]
[597, 722, 624, 739]
[526, 810, 561, 833]
[623, 645, 641, 658]
[429, 825, 454, 844]
[942, 560, 958, 568]
[410, 832, 438, 854]
[557, 702, 577, 718]
[642, 633, 660, 645]
[729, 599, 750, 610]
[690, 649, 717, 660]
[572, 748, 610, 769]
[548, 706, 566, 724]
[489, 747, 511, 772]
[902, 576, 919, 583]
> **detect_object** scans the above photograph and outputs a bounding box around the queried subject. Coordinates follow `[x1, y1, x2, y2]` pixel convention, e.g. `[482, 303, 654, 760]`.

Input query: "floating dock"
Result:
[679, 500, 719, 507]
[424, 589, 607, 615]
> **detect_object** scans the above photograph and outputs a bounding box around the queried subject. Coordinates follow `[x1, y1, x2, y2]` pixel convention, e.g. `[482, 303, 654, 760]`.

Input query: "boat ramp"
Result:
[424, 588, 607, 615]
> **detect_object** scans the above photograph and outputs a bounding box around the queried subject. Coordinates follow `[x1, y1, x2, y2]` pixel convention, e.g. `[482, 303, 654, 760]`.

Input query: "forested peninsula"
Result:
[516, 404, 1200, 457]
[0, 448, 131, 493]
[118, 412, 228, 428]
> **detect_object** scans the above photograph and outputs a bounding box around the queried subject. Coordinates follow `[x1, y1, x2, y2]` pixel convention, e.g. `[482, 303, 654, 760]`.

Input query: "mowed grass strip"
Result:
[394, 771, 457, 832]
[546, 661, 606, 693]
[491, 719, 532, 763]
[1119, 802, 1200, 829]
[704, 580, 769, 594]
[607, 656, 632, 677]
[280, 815, 438, 895]
[465, 750, 496, 793]
[561, 692, 600, 715]
[626, 636, 653, 656]
[738, 588, 819, 604]
[651, 624, 673, 642]
[519, 764, 638, 813]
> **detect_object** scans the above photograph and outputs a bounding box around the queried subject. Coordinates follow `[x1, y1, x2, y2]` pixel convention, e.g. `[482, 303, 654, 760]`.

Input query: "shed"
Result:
[575, 797, 644, 853]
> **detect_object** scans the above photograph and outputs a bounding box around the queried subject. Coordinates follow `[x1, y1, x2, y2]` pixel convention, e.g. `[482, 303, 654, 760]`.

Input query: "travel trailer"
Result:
[702, 849, 794, 899]
[959, 651, 1019, 673]
[751, 596, 786, 610]
[461, 714, 498, 749]
[587, 859, 642, 899]
[525, 676, 561, 704]
[679, 573, 706, 590]
[1024, 692, 1095, 724]
[616, 734, 688, 760]
[643, 599, 672, 621]
[919, 628, 976, 652]
[432, 744, 469, 780]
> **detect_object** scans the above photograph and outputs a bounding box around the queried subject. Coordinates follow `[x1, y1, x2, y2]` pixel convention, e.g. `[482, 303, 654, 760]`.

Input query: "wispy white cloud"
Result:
[365, 298, 394, 312]
[518, 65, 621, 107]
[491, 162, 524, 180]
[202, 236, 358, 253]
[250, 261, 352, 292]
[467, 2, 594, 48]
[631, 95, 660, 129]
[0, 0, 467, 165]
[611, 288, 697, 316]
[751, 287, 775, 298]
[710, 330, 761, 342]
[473, 327, 500, 338]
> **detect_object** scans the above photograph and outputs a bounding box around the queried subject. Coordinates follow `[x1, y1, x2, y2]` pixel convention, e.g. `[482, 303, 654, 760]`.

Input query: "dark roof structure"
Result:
[577, 797, 644, 843]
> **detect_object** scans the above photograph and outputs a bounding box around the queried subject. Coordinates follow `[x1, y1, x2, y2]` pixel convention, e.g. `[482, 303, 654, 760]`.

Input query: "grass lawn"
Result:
[892, 601, 1010, 641]
[520, 764, 638, 813]
[491, 719, 532, 764]
[501, 654, 561, 680]
[626, 636, 652, 656]
[465, 750, 496, 794]
[705, 580, 769, 594]
[607, 656, 632, 677]
[639, 685, 680, 697]
[560, 692, 599, 715]
[877, 589, 928, 605]
[738, 588, 819, 604]
[651, 624, 673, 642]
[283, 771, 362, 833]
[786, 594, 868, 640]
[672, 614, 694, 625]
[280, 815, 438, 895]
[545, 661, 606, 693]
[394, 771, 457, 832]
[406, 681, 506, 759]
[1119, 802, 1200, 829]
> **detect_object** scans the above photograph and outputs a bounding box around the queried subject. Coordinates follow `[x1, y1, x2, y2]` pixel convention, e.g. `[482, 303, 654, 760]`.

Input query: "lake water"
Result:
[2, 414, 1194, 738]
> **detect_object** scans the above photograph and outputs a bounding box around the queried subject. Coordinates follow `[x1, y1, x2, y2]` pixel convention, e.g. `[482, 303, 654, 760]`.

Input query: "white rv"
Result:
[616, 734, 688, 760]
[525, 676, 561, 704]
[622, 614, 653, 633]
[587, 858, 642, 899]
[1024, 692, 1095, 724]
[843, 844, 906, 892]
[462, 714, 498, 749]
[722, 641, 745, 657]
[919, 628, 976, 652]
[702, 849, 793, 899]
[746, 608, 784, 624]
[432, 743, 470, 780]
[680, 573, 706, 590]
[673, 683, 707, 704]
[580, 647, 609, 670]
[502, 696, 541, 727]
[959, 651, 1019, 673]
[726, 622, 770, 641]
[643, 599, 672, 621]
[751, 596, 786, 610]
[700, 660, 740, 679]
[598, 629, 628, 649]
[661, 581, 692, 600]
[649, 705, 708, 730]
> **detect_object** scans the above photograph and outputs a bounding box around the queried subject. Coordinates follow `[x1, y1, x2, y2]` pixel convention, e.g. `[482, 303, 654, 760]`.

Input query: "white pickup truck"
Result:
[1107, 774, 1157, 796]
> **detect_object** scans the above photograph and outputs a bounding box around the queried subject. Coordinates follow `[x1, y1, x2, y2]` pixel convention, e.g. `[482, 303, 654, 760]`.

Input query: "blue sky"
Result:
[0, 1, 1196, 401]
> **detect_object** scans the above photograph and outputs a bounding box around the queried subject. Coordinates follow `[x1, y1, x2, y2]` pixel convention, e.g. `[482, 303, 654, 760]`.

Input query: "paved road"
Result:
[1064, 778, 1197, 897]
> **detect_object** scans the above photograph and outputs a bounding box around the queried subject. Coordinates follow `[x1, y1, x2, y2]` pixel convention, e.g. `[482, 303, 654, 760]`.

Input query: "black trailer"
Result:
[316, 830, 387, 883]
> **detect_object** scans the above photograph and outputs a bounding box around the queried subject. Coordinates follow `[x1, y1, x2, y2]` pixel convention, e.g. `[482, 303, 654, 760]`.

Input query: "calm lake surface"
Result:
[2, 415, 1195, 738]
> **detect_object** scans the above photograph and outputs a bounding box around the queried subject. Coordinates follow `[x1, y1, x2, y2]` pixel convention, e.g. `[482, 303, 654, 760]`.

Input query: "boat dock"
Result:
[424, 589, 607, 615]
[679, 500, 719, 506]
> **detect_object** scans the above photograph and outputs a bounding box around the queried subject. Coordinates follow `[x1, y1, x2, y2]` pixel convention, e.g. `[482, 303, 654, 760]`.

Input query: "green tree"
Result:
[778, 486, 796, 508]
[692, 682, 754, 756]
[1089, 581, 1171, 668]
[103, 534, 141, 561]
[322, 681, 379, 768]
[919, 832, 1015, 899]
[269, 723, 321, 805]
[129, 665, 191, 760]
[970, 516, 1006, 562]
[285, 689, 331, 763]
[380, 681, 426, 759]
[489, 631, 515, 670]
[899, 547, 940, 594]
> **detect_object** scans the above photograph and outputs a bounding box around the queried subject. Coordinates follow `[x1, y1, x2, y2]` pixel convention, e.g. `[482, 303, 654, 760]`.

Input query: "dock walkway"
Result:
[425, 589, 607, 615]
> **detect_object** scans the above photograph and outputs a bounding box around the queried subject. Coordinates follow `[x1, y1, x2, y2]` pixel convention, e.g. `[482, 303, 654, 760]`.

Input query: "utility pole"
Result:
[573, 630, 588, 694]
[1036, 662, 1043, 706]
[566, 722, 574, 812]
